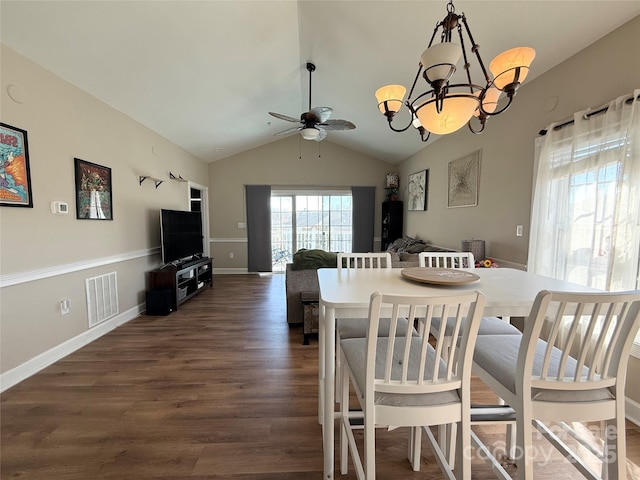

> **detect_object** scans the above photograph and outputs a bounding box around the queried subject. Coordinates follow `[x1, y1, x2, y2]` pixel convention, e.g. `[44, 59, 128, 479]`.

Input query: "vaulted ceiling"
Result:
[2, 1, 638, 164]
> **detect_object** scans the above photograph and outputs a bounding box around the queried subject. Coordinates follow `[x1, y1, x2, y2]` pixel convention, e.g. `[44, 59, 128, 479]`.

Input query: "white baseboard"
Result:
[212, 268, 249, 274]
[491, 257, 527, 271]
[626, 397, 640, 427]
[0, 304, 143, 393]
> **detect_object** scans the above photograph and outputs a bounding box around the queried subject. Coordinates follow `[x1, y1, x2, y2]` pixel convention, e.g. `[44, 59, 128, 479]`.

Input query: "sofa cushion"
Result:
[292, 249, 338, 270]
[399, 252, 420, 263]
[387, 235, 426, 254]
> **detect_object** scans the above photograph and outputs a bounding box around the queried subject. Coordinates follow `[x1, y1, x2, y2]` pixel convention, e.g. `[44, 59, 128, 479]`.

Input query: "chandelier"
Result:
[375, 0, 535, 141]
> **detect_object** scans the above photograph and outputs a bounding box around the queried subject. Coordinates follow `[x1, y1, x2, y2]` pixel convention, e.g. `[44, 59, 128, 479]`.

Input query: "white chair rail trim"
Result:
[209, 237, 247, 243]
[0, 247, 160, 288]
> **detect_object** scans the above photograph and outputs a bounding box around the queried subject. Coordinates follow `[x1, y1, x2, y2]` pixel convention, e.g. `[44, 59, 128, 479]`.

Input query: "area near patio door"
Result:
[271, 191, 353, 272]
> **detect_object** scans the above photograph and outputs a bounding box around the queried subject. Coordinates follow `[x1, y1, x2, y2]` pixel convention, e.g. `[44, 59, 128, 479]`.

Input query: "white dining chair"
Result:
[337, 252, 392, 270]
[472, 289, 640, 480]
[419, 251, 520, 349]
[339, 290, 486, 479]
[419, 250, 520, 462]
[418, 251, 476, 269]
[335, 252, 414, 400]
[336, 253, 396, 339]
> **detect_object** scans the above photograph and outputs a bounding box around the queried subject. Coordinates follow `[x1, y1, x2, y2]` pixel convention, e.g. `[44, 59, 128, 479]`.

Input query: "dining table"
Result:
[317, 266, 600, 480]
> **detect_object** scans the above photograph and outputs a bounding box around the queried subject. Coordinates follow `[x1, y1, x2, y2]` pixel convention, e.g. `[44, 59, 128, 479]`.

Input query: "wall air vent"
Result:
[85, 272, 119, 328]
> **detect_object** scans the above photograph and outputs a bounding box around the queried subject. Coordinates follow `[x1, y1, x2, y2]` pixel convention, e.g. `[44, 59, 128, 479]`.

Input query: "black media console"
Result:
[148, 257, 213, 313]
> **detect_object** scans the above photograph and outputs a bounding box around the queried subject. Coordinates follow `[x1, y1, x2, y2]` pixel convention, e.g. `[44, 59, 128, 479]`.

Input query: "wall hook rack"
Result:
[169, 172, 187, 182]
[138, 175, 163, 188]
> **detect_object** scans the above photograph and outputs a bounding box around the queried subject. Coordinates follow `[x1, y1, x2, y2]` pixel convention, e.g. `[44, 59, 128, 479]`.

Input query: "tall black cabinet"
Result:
[381, 201, 403, 251]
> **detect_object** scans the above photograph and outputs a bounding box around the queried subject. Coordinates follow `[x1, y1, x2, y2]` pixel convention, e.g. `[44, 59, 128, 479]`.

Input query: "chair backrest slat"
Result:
[600, 301, 632, 378]
[367, 290, 485, 395]
[418, 252, 475, 269]
[588, 305, 616, 380]
[573, 303, 604, 380]
[556, 302, 586, 381]
[337, 252, 392, 270]
[539, 302, 567, 380]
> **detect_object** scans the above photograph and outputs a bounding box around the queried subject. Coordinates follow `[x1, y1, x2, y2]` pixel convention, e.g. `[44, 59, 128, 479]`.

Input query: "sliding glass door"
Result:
[271, 191, 353, 272]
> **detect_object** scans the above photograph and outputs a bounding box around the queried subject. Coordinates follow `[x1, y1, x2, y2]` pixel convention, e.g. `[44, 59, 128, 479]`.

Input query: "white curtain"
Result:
[528, 90, 640, 293]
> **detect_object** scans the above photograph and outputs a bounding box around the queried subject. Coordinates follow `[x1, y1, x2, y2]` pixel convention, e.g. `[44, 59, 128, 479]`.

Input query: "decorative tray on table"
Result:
[400, 267, 480, 285]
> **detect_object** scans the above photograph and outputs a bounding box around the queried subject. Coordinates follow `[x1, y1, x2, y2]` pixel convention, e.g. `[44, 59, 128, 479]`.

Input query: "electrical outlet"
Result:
[229, 252, 234, 259]
[60, 299, 70, 315]
[516, 225, 524, 237]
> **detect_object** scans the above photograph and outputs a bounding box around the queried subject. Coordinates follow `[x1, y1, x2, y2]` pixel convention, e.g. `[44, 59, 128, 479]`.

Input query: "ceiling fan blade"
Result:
[315, 128, 328, 142]
[318, 119, 356, 131]
[309, 107, 333, 123]
[274, 126, 303, 136]
[269, 112, 302, 123]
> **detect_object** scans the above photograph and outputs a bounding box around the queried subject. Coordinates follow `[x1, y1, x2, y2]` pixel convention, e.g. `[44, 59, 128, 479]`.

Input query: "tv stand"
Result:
[149, 257, 213, 311]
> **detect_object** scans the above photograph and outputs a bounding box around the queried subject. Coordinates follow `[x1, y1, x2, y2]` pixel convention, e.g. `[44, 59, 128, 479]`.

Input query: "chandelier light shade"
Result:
[375, 0, 535, 141]
[375, 85, 407, 116]
[416, 95, 479, 134]
[420, 42, 462, 87]
[474, 87, 501, 117]
[489, 47, 536, 91]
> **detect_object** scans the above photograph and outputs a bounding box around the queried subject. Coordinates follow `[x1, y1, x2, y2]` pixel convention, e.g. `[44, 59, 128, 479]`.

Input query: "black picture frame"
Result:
[0, 122, 34, 208]
[408, 169, 428, 211]
[448, 150, 480, 208]
[74, 158, 113, 220]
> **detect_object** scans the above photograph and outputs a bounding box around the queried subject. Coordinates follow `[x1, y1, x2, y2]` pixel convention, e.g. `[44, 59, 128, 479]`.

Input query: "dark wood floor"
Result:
[2, 274, 639, 479]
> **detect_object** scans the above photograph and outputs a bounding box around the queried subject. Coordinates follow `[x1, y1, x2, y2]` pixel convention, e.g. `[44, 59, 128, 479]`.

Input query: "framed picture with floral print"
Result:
[448, 150, 480, 208]
[408, 169, 428, 211]
[0, 122, 33, 208]
[74, 158, 113, 220]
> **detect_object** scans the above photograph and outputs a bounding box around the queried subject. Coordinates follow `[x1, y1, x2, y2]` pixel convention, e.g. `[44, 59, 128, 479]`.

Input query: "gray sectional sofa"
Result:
[285, 238, 456, 326]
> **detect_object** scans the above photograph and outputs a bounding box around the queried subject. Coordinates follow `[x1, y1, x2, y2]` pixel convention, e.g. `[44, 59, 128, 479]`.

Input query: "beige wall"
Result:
[396, 15, 640, 266]
[627, 359, 640, 402]
[208, 135, 394, 270]
[0, 45, 209, 374]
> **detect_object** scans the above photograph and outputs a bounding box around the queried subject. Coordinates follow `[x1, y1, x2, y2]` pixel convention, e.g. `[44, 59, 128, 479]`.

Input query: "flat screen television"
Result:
[160, 209, 204, 265]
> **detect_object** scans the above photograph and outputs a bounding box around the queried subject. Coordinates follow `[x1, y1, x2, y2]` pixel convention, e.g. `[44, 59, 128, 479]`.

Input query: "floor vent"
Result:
[85, 272, 119, 328]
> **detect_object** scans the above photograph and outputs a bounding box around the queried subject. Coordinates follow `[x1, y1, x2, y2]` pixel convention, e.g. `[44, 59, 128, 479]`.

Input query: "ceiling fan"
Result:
[269, 62, 356, 142]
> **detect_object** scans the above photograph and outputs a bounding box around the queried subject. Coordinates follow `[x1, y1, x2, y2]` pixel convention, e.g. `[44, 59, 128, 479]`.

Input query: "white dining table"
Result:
[317, 266, 600, 480]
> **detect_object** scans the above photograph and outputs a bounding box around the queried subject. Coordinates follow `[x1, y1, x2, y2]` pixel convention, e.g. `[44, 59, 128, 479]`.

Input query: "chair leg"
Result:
[604, 414, 626, 480]
[515, 410, 535, 480]
[496, 396, 516, 459]
[364, 413, 376, 479]
[437, 423, 458, 468]
[448, 422, 457, 467]
[455, 420, 471, 480]
[335, 331, 342, 403]
[408, 426, 422, 471]
[340, 350, 350, 475]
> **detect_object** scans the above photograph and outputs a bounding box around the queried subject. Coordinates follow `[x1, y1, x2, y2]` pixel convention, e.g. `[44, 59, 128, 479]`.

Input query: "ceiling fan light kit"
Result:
[375, 0, 535, 141]
[300, 127, 320, 140]
[269, 62, 356, 142]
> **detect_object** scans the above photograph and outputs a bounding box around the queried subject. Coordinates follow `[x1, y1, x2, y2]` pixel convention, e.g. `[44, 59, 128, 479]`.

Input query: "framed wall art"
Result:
[74, 158, 113, 220]
[0, 122, 33, 208]
[448, 150, 480, 208]
[408, 169, 428, 211]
